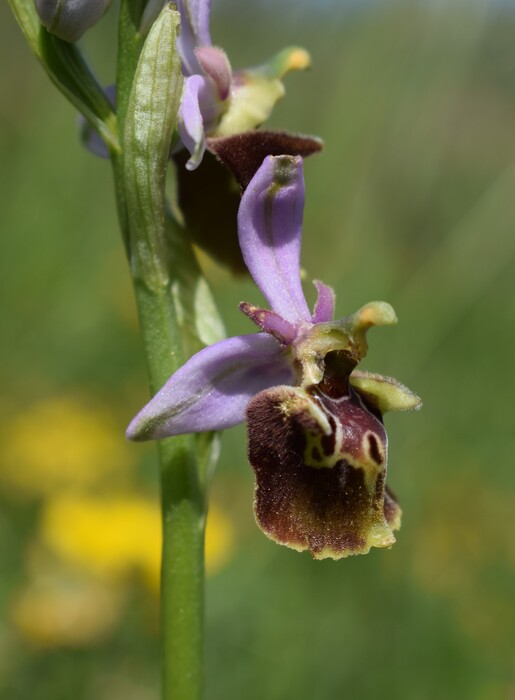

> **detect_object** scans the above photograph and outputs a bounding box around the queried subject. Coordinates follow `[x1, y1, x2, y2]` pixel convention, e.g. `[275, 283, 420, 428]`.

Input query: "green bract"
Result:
[124, 4, 184, 287]
[124, 3, 224, 360]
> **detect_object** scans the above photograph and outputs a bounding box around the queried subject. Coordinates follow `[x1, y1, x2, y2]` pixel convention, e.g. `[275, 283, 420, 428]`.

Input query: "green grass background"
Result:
[0, 1, 514, 698]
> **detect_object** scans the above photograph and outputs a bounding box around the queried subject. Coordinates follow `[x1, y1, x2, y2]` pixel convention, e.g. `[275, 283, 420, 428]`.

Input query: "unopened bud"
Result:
[35, 0, 113, 42]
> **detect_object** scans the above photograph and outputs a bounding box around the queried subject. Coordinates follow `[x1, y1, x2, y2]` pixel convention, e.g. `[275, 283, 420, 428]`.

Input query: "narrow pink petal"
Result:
[239, 302, 298, 344]
[126, 334, 294, 441]
[237, 155, 311, 324]
[312, 280, 335, 323]
[195, 46, 232, 101]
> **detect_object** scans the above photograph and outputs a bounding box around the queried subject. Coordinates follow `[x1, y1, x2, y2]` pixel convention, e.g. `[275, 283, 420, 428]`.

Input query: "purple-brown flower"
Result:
[127, 155, 421, 559]
[176, 0, 311, 170]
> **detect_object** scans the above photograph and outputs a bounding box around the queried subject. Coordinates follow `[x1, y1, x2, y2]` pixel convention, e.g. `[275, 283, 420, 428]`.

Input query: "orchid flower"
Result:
[127, 155, 421, 560]
[81, 0, 310, 166]
[79, 0, 319, 272]
[175, 0, 311, 170]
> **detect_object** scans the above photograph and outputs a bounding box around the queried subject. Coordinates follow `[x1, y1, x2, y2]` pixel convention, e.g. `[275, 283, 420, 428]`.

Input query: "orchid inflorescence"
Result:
[27, 0, 421, 560]
[10, 0, 425, 695]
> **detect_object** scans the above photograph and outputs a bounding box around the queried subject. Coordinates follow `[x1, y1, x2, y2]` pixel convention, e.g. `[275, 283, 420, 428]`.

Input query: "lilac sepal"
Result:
[178, 75, 211, 171]
[312, 280, 335, 323]
[238, 155, 311, 325]
[126, 333, 294, 440]
[176, 0, 212, 75]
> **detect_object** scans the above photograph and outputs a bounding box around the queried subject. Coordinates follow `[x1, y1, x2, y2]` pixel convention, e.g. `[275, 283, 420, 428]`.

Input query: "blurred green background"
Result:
[1, 0, 514, 698]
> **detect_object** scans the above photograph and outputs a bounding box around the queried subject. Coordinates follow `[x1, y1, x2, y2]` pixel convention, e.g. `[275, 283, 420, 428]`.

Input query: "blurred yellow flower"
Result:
[11, 571, 124, 648]
[39, 494, 235, 589]
[0, 395, 134, 498]
[40, 495, 161, 583]
[11, 497, 234, 647]
[2, 395, 236, 648]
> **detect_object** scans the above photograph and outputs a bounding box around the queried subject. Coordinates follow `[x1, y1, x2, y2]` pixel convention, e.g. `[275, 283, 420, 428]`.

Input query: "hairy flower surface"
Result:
[176, 0, 311, 169]
[127, 155, 421, 559]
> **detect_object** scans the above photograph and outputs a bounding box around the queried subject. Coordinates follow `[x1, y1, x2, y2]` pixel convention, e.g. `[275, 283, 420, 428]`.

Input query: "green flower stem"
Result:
[115, 5, 206, 699]
[159, 433, 205, 700]
[114, 100, 207, 700]
[133, 277, 205, 700]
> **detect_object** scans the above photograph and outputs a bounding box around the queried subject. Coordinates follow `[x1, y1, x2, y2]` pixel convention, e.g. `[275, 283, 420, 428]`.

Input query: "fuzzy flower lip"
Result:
[126, 155, 421, 443]
[176, 0, 311, 170]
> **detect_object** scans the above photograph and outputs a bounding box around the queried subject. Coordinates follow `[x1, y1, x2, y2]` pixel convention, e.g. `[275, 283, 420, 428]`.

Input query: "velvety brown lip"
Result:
[247, 383, 400, 560]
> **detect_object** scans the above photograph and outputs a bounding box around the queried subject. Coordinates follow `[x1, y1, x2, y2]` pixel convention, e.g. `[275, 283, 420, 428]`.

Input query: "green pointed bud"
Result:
[124, 4, 183, 288]
[35, 0, 113, 42]
[214, 46, 311, 138]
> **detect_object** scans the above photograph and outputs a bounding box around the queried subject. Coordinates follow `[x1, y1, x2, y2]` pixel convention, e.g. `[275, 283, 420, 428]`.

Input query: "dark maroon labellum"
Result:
[247, 381, 401, 559]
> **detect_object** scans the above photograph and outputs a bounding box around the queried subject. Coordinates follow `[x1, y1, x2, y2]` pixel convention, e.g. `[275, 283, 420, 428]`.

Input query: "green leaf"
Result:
[8, 0, 118, 153]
